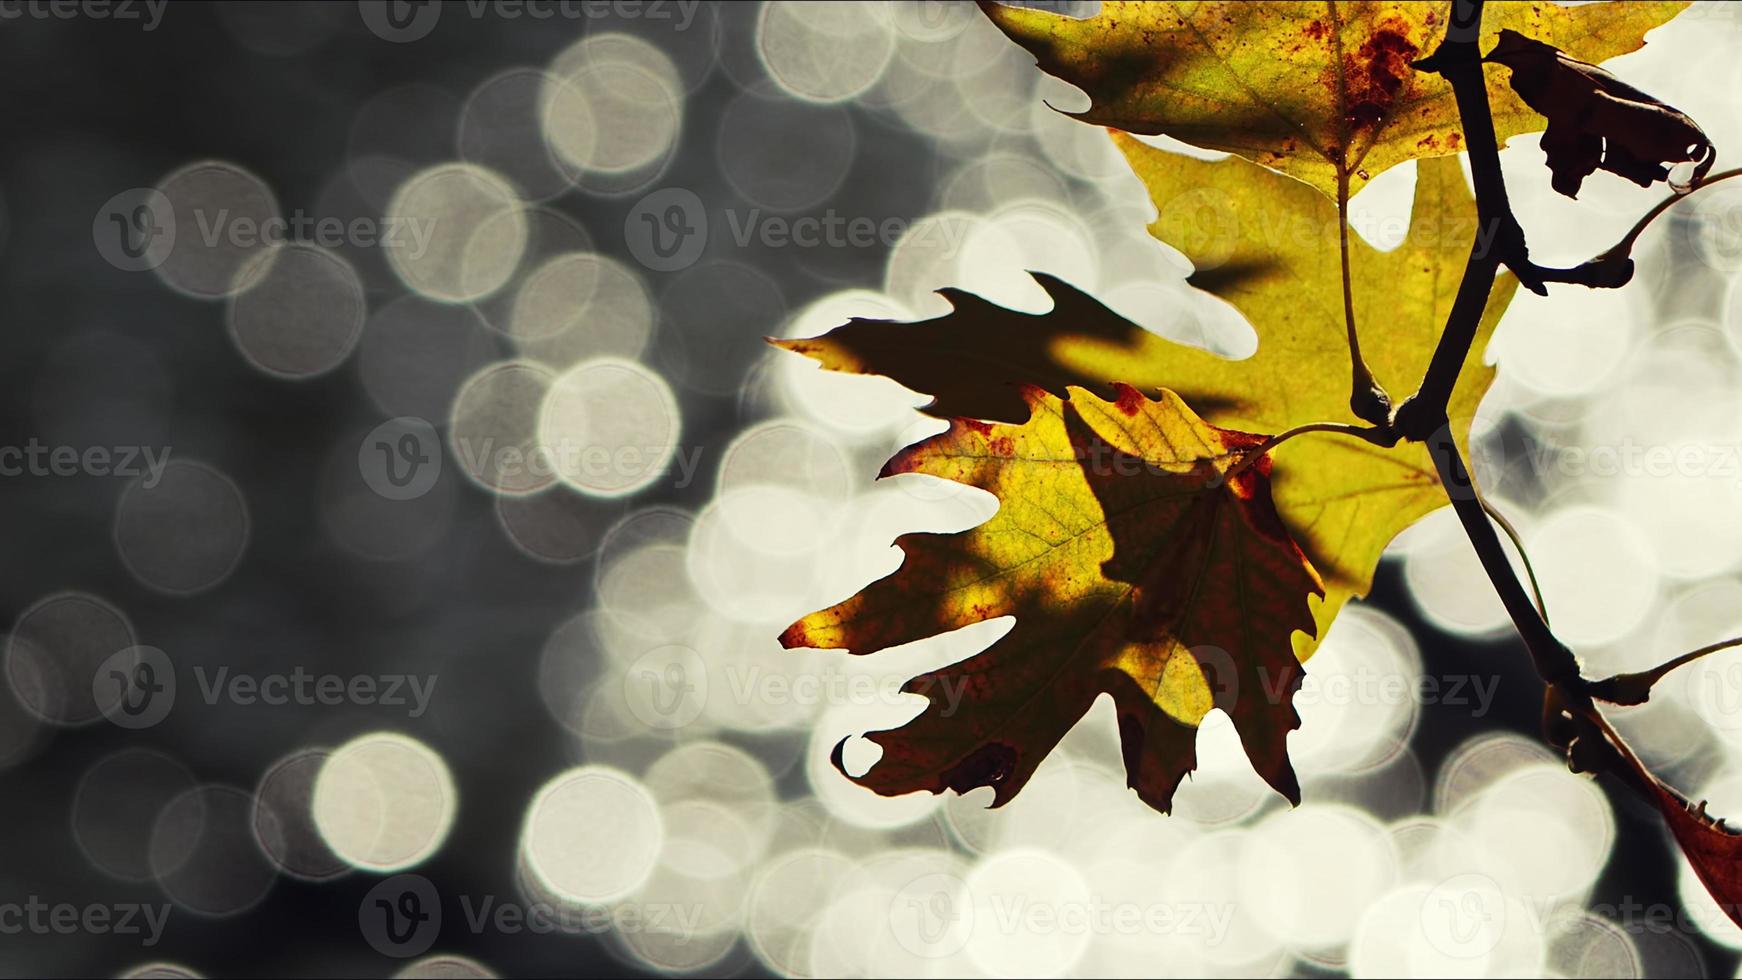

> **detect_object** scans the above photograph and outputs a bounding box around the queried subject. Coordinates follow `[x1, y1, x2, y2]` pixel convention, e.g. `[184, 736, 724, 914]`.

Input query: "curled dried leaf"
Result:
[1486, 28, 1713, 198]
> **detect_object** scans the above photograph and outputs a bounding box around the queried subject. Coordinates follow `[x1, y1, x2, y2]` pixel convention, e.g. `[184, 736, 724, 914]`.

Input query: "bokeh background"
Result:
[3, 0, 1742, 976]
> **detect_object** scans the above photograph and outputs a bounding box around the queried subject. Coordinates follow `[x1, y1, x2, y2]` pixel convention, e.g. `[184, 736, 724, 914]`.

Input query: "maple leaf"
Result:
[980, 0, 1688, 200]
[1485, 28, 1713, 198]
[780, 385, 1322, 812]
[775, 150, 1516, 658]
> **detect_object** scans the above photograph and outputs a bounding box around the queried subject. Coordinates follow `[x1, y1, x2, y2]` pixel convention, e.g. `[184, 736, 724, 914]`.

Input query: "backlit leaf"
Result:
[777, 150, 1517, 659]
[781, 385, 1322, 812]
[981, 0, 1688, 199]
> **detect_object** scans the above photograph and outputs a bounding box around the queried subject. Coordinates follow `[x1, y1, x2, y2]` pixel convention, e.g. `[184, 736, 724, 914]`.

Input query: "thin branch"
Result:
[1522, 167, 1742, 290]
[1588, 634, 1742, 706]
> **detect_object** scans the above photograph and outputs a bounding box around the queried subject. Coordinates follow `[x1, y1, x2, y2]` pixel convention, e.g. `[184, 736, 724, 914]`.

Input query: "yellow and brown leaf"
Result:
[776, 149, 1516, 660]
[781, 385, 1322, 811]
[980, 0, 1687, 199]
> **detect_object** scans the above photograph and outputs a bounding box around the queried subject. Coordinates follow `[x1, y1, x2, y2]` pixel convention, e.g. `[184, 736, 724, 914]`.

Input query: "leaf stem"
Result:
[1222, 420, 1395, 486]
[1481, 496, 1548, 625]
[1339, 177, 1391, 425]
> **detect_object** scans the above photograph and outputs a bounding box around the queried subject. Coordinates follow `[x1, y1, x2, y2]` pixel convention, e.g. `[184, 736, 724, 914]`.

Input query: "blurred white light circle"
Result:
[1352, 880, 1544, 977]
[1524, 505, 1660, 647]
[1491, 284, 1640, 397]
[542, 37, 682, 175]
[6, 591, 137, 727]
[957, 200, 1099, 314]
[1434, 732, 1560, 817]
[717, 419, 852, 498]
[226, 243, 365, 378]
[537, 358, 680, 498]
[885, 211, 982, 319]
[1546, 910, 1641, 979]
[392, 955, 495, 979]
[687, 484, 835, 625]
[150, 784, 279, 917]
[520, 765, 663, 906]
[964, 849, 1093, 978]
[1162, 829, 1280, 967]
[746, 847, 855, 976]
[1291, 606, 1422, 773]
[113, 460, 250, 596]
[1241, 804, 1397, 952]
[384, 163, 527, 303]
[457, 67, 574, 203]
[510, 251, 652, 363]
[448, 359, 556, 496]
[1404, 502, 1535, 639]
[756, 1, 896, 104]
[1457, 762, 1615, 901]
[597, 540, 702, 647]
[312, 732, 456, 872]
[153, 160, 281, 299]
[717, 91, 857, 211]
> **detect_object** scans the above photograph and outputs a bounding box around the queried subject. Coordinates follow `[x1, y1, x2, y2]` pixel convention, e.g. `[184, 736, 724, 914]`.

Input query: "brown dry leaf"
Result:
[1486, 28, 1713, 197]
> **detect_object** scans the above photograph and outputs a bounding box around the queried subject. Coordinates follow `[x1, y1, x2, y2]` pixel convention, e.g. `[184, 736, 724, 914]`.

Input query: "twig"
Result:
[1588, 633, 1742, 706]
[1480, 496, 1548, 625]
[1523, 167, 1742, 290]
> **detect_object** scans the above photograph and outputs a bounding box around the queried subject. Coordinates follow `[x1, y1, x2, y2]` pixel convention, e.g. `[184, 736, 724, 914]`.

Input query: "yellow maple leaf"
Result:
[782, 385, 1321, 811]
[981, 0, 1688, 199]
[1072, 145, 1518, 656]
